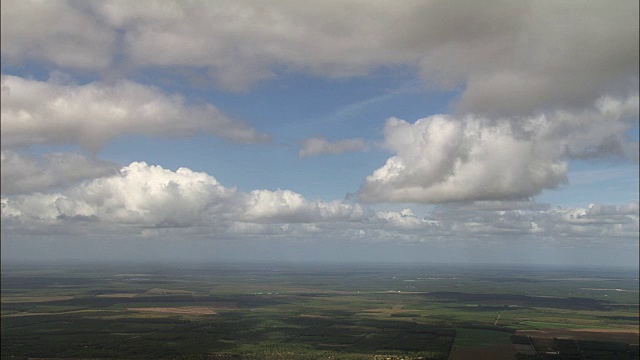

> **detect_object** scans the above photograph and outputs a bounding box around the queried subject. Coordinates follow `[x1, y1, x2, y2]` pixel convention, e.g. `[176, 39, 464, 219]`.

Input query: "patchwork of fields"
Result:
[1, 263, 638, 359]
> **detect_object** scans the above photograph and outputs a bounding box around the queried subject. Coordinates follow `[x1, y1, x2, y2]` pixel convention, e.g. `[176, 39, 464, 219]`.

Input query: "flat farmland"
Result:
[1, 262, 638, 359]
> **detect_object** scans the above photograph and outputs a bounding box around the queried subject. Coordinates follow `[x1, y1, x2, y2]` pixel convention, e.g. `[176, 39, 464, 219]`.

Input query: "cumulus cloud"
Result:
[0, 151, 119, 195]
[2, 1, 636, 110]
[359, 115, 566, 203]
[0, 74, 269, 151]
[359, 94, 639, 204]
[0, 162, 366, 231]
[2, 162, 231, 228]
[298, 137, 368, 158]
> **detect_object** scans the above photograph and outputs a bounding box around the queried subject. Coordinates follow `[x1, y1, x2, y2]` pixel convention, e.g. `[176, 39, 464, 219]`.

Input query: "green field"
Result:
[1, 262, 638, 359]
[448, 329, 513, 360]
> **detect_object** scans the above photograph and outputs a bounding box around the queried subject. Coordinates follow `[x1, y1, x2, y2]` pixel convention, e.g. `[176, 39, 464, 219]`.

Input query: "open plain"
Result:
[1, 262, 638, 359]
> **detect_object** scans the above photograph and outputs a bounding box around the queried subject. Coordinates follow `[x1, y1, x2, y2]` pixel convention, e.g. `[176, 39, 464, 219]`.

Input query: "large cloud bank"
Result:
[2, 0, 636, 110]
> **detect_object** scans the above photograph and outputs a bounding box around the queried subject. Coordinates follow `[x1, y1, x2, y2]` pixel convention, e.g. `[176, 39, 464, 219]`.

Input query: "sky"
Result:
[1, 1, 638, 268]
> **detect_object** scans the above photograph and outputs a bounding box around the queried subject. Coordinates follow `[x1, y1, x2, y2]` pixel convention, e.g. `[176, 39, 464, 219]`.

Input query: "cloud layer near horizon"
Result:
[1, 162, 637, 246]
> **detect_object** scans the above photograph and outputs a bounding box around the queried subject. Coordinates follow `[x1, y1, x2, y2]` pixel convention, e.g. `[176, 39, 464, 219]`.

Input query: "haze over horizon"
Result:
[1, 1, 638, 268]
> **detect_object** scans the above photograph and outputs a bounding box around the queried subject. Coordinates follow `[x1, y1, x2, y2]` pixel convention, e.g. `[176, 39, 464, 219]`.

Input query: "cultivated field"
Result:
[447, 329, 513, 360]
[127, 306, 216, 315]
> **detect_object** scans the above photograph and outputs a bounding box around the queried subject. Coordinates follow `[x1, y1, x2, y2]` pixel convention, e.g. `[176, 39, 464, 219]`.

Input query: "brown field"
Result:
[113, 273, 156, 277]
[0, 296, 74, 303]
[298, 314, 332, 319]
[143, 288, 193, 295]
[2, 309, 111, 318]
[517, 328, 640, 345]
[360, 304, 406, 314]
[96, 293, 139, 298]
[127, 306, 215, 315]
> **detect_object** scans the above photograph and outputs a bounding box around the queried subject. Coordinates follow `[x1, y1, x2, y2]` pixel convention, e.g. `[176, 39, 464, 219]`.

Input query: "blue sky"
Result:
[1, 1, 638, 267]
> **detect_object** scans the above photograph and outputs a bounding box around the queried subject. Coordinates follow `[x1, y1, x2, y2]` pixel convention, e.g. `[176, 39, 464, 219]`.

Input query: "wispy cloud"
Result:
[299, 137, 369, 158]
[318, 80, 424, 125]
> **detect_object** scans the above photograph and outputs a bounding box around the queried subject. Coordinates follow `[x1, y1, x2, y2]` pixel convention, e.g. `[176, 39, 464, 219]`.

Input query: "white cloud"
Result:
[359, 94, 638, 204]
[298, 137, 368, 158]
[0, 151, 119, 195]
[242, 189, 366, 223]
[0, 74, 269, 151]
